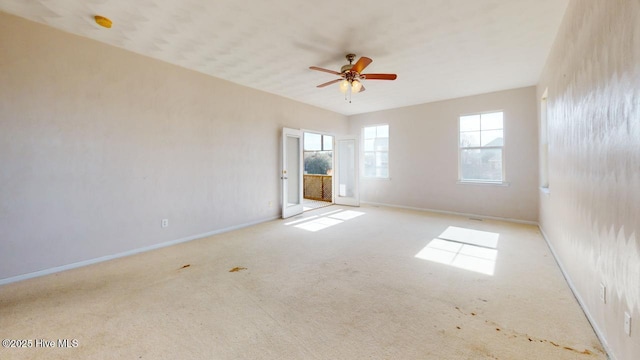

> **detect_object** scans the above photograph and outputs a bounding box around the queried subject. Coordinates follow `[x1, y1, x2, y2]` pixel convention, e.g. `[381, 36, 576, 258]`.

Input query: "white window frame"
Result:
[362, 124, 390, 179]
[457, 111, 508, 185]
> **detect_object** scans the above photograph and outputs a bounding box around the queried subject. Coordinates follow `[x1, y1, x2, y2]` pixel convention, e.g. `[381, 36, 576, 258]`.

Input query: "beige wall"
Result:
[0, 12, 348, 281]
[348, 87, 539, 222]
[537, 1, 640, 359]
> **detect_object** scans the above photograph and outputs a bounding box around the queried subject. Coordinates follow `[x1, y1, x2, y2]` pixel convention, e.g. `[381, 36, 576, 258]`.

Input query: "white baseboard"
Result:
[360, 201, 538, 225]
[0, 215, 280, 286]
[538, 226, 615, 360]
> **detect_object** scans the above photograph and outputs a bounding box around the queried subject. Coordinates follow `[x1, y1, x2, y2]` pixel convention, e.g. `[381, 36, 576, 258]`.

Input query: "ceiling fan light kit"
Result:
[310, 54, 397, 102]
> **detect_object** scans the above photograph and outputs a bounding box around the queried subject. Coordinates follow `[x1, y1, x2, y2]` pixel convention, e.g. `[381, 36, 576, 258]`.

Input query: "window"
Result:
[303, 132, 333, 175]
[363, 124, 389, 178]
[459, 112, 504, 182]
[540, 89, 549, 191]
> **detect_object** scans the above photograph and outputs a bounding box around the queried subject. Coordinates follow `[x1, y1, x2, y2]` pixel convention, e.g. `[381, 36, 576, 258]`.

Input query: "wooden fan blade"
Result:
[351, 57, 372, 73]
[309, 66, 341, 76]
[316, 79, 342, 88]
[362, 73, 397, 80]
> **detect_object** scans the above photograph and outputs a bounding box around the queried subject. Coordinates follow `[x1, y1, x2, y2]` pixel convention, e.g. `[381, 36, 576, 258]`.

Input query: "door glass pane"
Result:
[338, 139, 355, 197]
[303, 133, 321, 151]
[323, 135, 333, 151]
[287, 136, 300, 206]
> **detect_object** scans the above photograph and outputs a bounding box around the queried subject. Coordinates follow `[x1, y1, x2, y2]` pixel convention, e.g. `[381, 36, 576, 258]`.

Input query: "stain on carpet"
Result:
[229, 267, 247, 272]
[454, 305, 600, 357]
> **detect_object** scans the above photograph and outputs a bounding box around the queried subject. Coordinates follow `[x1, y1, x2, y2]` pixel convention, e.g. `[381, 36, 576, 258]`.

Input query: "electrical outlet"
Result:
[624, 312, 632, 336]
[161, 219, 169, 228]
[599, 283, 606, 304]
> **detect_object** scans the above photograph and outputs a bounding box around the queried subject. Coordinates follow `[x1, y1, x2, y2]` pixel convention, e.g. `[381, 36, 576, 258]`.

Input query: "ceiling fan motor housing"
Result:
[341, 53, 357, 74]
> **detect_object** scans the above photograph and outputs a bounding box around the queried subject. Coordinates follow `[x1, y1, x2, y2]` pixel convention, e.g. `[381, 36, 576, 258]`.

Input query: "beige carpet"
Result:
[0, 205, 606, 359]
[303, 198, 333, 212]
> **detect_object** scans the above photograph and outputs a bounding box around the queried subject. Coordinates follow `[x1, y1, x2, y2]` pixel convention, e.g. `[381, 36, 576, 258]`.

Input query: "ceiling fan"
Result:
[309, 54, 397, 96]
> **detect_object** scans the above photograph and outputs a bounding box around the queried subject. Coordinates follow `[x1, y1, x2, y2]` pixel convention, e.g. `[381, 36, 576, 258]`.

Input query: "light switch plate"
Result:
[599, 283, 606, 303]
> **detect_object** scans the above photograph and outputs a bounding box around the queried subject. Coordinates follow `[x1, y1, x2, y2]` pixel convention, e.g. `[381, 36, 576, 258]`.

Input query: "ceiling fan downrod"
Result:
[341, 54, 357, 74]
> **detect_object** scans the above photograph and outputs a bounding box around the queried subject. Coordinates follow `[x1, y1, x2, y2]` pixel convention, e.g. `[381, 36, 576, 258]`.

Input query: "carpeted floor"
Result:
[0, 205, 606, 359]
[303, 198, 332, 212]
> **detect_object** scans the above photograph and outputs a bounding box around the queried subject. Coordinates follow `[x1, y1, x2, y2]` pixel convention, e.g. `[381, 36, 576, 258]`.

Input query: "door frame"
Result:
[301, 129, 336, 204]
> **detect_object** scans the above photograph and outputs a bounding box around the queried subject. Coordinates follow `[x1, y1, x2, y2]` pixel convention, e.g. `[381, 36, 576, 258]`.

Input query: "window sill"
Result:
[457, 180, 510, 187]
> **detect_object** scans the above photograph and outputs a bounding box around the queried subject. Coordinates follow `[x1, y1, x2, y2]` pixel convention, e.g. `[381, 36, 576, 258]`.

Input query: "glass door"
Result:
[334, 136, 359, 206]
[281, 128, 304, 218]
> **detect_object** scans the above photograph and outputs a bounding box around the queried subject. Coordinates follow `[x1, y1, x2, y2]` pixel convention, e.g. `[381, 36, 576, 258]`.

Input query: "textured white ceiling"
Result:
[0, 0, 569, 116]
